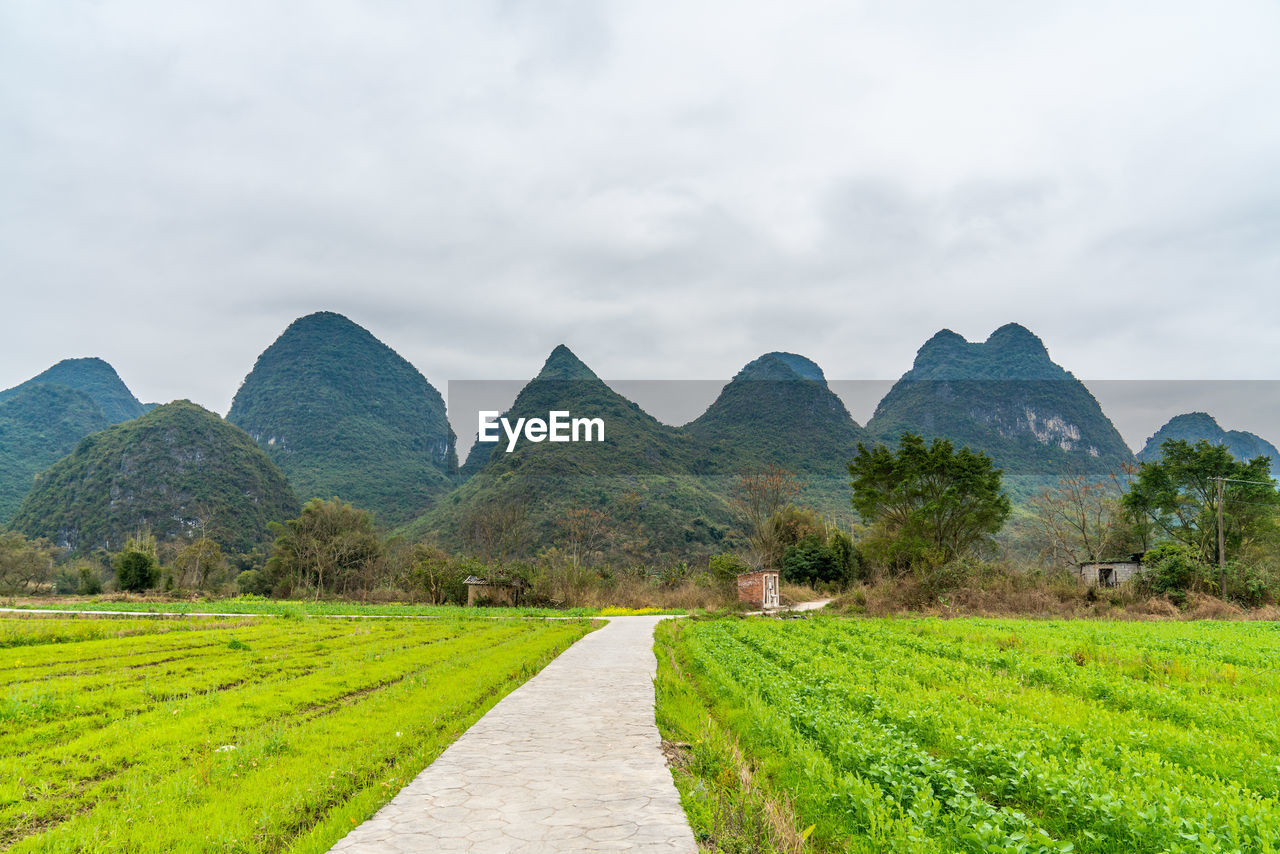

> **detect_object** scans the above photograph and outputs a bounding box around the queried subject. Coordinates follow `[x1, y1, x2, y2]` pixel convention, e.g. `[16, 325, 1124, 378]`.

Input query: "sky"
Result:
[3, 2, 1279, 449]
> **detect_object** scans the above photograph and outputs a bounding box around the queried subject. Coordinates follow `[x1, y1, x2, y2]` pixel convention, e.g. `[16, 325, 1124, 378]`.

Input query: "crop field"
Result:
[0, 614, 592, 852]
[3, 597, 680, 619]
[657, 616, 1280, 854]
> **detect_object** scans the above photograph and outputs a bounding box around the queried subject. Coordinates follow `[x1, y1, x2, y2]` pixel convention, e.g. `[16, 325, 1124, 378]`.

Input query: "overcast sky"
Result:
[3, 2, 1279, 448]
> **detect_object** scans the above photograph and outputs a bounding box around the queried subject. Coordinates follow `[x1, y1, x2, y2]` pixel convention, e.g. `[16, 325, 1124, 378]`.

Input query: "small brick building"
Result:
[737, 569, 780, 609]
[1079, 555, 1144, 587]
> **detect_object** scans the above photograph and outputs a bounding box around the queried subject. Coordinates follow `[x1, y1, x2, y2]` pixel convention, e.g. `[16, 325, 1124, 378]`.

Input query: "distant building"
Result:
[464, 575, 523, 606]
[737, 569, 780, 609]
[1079, 554, 1144, 587]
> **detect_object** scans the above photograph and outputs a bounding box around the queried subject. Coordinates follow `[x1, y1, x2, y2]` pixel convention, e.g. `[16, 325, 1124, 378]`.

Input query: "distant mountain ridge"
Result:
[13, 401, 299, 553]
[0, 357, 147, 522]
[0, 357, 145, 423]
[1137, 412, 1279, 463]
[227, 311, 457, 525]
[867, 323, 1134, 474]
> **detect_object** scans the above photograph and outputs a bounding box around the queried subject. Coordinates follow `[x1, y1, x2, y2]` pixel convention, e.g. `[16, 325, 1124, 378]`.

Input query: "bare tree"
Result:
[1029, 471, 1135, 568]
[464, 497, 531, 565]
[729, 466, 803, 569]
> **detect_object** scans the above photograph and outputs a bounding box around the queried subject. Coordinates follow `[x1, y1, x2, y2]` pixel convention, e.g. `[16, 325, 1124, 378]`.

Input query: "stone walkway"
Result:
[328, 615, 698, 853]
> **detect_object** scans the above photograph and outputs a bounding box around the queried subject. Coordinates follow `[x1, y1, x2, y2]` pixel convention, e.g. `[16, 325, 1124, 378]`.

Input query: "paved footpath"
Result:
[328, 615, 698, 853]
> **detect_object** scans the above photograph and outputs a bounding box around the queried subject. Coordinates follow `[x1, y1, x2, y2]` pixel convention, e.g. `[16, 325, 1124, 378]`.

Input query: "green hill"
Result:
[0, 384, 112, 522]
[227, 312, 456, 525]
[1137, 412, 1279, 463]
[685, 352, 866, 473]
[404, 346, 735, 560]
[683, 351, 866, 523]
[866, 324, 1134, 476]
[0, 357, 145, 423]
[13, 401, 299, 554]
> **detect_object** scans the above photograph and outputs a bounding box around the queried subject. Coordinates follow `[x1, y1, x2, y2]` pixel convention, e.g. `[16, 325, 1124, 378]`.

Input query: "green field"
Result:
[1, 614, 593, 852]
[657, 616, 1280, 853]
[3, 597, 681, 619]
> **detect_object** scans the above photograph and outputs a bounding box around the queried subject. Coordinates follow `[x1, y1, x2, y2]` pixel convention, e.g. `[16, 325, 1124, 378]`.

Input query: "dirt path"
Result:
[328, 615, 697, 853]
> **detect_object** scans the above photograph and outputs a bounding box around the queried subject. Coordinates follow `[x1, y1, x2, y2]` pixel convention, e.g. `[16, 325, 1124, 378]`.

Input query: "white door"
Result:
[765, 573, 779, 608]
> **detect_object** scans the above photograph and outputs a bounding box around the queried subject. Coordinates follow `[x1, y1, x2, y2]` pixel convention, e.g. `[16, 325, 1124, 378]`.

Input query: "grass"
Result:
[3, 595, 689, 619]
[0, 613, 594, 852]
[657, 615, 1280, 853]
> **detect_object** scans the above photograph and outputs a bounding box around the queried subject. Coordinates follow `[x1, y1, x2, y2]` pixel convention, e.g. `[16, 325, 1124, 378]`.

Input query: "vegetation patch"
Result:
[0, 613, 592, 852]
[657, 616, 1280, 852]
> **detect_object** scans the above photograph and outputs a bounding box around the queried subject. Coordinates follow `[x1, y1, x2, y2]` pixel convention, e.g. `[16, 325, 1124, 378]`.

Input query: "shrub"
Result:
[78, 565, 103, 595]
[1137, 543, 1207, 596]
[708, 552, 749, 589]
[236, 569, 271, 597]
[114, 550, 159, 593]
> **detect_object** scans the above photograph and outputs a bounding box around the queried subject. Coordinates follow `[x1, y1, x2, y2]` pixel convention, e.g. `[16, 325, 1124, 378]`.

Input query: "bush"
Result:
[708, 552, 749, 589]
[237, 569, 271, 597]
[114, 550, 159, 593]
[54, 567, 81, 595]
[78, 565, 103, 595]
[1137, 543, 1207, 596]
[781, 535, 841, 586]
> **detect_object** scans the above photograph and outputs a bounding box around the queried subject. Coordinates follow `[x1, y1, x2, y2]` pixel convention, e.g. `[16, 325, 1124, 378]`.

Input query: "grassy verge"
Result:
[0, 614, 594, 852]
[654, 618, 813, 853]
[2, 595, 685, 619]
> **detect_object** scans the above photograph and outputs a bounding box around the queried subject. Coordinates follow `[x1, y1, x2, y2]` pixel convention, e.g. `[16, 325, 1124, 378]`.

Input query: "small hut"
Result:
[737, 569, 780, 609]
[464, 574, 523, 607]
[1079, 554, 1144, 587]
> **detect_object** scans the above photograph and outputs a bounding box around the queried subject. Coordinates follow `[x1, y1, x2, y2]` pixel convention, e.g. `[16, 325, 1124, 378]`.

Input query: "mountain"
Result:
[0, 357, 145, 423]
[404, 346, 734, 559]
[0, 357, 146, 522]
[12, 401, 299, 554]
[227, 312, 456, 525]
[685, 352, 866, 474]
[0, 384, 112, 523]
[1137, 412, 1280, 463]
[866, 324, 1134, 475]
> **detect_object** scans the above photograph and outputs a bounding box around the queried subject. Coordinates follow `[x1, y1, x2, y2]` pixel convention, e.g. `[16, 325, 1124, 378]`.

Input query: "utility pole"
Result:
[1215, 476, 1226, 596]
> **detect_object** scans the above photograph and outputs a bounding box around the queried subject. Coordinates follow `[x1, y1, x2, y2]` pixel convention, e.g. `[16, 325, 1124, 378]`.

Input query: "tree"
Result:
[174, 537, 225, 590]
[556, 507, 613, 568]
[849, 433, 1011, 570]
[265, 498, 386, 598]
[399, 543, 469, 604]
[1122, 439, 1279, 566]
[115, 545, 158, 591]
[0, 532, 57, 595]
[1029, 470, 1142, 568]
[463, 497, 531, 565]
[729, 465, 803, 569]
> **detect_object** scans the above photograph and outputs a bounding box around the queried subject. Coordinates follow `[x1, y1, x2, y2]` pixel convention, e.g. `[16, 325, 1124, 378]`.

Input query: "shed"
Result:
[464, 574, 523, 607]
[737, 569, 780, 609]
[1079, 554, 1144, 587]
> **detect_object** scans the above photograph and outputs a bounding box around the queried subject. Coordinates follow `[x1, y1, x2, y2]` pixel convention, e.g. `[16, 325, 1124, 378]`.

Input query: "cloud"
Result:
[1, 0, 1277, 436]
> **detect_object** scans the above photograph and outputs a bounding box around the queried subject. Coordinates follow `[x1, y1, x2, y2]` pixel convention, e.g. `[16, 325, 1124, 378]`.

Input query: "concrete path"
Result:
[328, 615, 697, 853]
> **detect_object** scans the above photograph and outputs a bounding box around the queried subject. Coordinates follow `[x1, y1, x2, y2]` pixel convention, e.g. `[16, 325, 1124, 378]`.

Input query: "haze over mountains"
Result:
[3, 312, 1276, 558]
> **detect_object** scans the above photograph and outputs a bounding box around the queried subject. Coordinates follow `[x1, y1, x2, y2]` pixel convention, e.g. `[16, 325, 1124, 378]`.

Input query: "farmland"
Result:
[0, 614, 592, 852]
[657, 616, 1280, 853]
